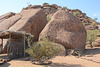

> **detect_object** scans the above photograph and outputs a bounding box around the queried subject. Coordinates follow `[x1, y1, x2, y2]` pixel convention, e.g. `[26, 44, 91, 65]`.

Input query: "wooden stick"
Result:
[9, 33, 11, 59]
[1, 39, 3, 53]
[24, 32, 25, 57]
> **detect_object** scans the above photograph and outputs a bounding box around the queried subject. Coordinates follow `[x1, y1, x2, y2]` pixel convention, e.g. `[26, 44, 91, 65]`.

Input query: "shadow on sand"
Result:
[84, 47, 100, 55]
[1, 47, 100, 67]
[44, 63, 82, 67]
[0, 63, 10, 67]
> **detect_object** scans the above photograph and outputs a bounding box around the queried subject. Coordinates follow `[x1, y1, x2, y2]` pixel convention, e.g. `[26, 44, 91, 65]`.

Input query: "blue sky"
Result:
[0, 0, 100, 22]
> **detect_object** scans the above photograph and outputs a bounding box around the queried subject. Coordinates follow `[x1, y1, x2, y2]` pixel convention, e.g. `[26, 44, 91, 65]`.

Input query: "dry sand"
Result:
[1, 47, 100, 67]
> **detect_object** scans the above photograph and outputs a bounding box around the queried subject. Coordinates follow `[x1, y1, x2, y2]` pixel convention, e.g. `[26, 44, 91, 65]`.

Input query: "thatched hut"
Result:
[0, 30, 33, 59]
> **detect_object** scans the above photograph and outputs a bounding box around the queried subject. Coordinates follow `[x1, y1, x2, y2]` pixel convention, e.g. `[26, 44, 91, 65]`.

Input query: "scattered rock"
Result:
[85, 25, 98, 30]
[25, 58, 30, 61]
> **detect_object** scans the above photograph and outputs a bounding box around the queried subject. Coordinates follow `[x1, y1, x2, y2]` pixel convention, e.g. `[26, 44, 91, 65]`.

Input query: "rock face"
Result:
[0, 12, 15, 21]
[9, 9, 47, 41]
[54, 43, 66, 56]
[0, 14, 21, 31]
[85, 25, 98, 30]
[94, 38, 100, 47]
[1, 9, 47, 53]
[39, 10, 87, 53]
[22, 3, 99, 26]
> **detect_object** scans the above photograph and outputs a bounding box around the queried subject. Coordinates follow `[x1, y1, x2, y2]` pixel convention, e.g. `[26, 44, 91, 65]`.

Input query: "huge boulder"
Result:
[53, 43, 66, 56]
[9, 9, 47, 41]
[2, 9, 47, 53]
[39, 10, 87, 53]
[94, 38, 100, 47]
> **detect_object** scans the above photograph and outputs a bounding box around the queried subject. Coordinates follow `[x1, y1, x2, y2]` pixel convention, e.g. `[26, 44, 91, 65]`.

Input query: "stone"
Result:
[0, 12, 15, 20]
[39, 10, 87, 53]
[25, 58, 30, 61]
[85, 25, 98, 30]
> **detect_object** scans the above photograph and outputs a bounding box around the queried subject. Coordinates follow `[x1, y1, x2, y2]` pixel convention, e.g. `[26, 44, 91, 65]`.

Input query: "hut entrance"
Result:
[0, 31, 33, 59]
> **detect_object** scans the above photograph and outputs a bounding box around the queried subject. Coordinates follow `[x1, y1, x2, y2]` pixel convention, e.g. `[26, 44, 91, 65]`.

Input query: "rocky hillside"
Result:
[20, 3, 100, 30]
[0, 3, 99, 53]
[23, 3, 98, 23]
[1, 3, 99, 27]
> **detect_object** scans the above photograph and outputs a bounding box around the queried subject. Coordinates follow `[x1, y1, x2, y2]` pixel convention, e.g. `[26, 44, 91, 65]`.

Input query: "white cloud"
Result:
[93, 14, 97, 16]
[93, 13, 100, 16]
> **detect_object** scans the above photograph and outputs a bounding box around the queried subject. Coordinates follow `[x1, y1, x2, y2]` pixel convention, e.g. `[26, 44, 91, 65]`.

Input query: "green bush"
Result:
[87, 30, 99, 48]
[26, 38, 62, 62]
[47, 16, 51, 22]
[73, 11, 80, 16]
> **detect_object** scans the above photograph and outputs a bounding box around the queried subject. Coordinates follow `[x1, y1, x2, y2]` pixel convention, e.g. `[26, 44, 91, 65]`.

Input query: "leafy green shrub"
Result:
[87, 30, 99, 48]
[73, 11, 80, 16]
[47, 16, 51, 22]
[26, 38, 62, 62]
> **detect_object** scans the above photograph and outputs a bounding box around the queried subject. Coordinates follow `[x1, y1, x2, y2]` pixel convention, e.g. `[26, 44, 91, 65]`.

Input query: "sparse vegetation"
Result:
[87, 30, 99, 48]
[43, 3, 49, 5]
[91, 23, 97, 26]
[47, 16, 51, 22]
[63, 7, 68, 9]
[26, 38, 62, 63]
[73, 11, 81, 16]
[82, 21, 86, 26]
[89, 18, 93, 21]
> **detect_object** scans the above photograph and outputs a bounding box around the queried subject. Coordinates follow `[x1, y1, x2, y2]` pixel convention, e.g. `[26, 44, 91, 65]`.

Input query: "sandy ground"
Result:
[1, 47, 100, 67]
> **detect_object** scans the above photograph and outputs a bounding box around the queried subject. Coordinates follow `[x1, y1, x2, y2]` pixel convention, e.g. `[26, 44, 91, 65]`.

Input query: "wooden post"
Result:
[8, 33, 11, 59]
[24, 33, 25, 57]
[0, 39, 3, 53]
[12, 40, 14, 59]
[1, 38, 3, 53]
[9, 22, 11, 59]
[1, 39, 3, 53]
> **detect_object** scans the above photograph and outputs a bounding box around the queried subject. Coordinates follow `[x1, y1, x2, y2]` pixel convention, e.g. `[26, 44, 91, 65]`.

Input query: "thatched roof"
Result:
[0, 30, 34, 39]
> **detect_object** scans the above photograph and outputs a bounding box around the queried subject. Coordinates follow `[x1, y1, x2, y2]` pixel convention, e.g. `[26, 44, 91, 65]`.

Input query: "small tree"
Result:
[87, 30, 99, 48]
[26, 38, 62, 64]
